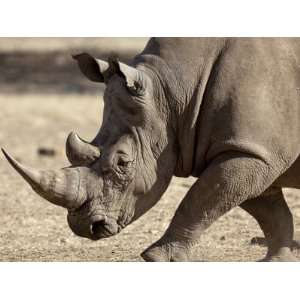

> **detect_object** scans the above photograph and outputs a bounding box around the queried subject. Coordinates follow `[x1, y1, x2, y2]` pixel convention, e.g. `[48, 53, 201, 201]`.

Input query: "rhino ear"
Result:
[108, 57, 144, 95]
[73, 53, 110, 83]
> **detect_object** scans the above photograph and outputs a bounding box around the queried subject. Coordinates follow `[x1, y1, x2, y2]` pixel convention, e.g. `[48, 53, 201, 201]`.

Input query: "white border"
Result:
[0, 263, 299, 300]
[0, 0, 300, 36]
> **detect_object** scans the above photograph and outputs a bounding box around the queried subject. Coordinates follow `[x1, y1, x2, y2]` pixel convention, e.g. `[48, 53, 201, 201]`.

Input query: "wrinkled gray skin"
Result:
[4, 38, 300, 261]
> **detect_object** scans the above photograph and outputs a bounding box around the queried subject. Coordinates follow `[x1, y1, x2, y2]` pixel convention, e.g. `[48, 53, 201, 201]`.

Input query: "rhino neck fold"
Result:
[134, 38, 227, 177]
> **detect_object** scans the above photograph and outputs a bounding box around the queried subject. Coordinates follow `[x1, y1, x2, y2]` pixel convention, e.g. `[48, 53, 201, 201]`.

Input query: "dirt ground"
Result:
[1, 38, 300, 261]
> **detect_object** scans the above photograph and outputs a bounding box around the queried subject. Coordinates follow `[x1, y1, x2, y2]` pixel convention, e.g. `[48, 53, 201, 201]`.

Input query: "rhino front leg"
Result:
[141, 152, 284, 262]
[240, 188, 298, 261]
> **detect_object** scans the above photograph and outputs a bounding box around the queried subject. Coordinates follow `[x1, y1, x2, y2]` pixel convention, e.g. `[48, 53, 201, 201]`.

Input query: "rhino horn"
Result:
[66, 131, 100, 166]
[2, 148, 84, 209]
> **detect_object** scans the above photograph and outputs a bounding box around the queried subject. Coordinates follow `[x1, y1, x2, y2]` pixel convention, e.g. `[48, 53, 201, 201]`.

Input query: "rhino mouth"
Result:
[91, 221, 115, 239]
[89, 215, 121, 240]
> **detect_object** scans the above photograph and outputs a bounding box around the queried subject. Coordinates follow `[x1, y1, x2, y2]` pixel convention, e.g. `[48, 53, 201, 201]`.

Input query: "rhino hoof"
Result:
[141, 241, 192, 262]
[141, 246, 169, 262]
[250, 236, 300, 250]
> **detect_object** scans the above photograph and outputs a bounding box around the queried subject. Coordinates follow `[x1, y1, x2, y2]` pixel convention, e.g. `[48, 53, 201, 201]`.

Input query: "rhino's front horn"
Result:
[2, 149, 85, 209]
[66, 131, 100, 166]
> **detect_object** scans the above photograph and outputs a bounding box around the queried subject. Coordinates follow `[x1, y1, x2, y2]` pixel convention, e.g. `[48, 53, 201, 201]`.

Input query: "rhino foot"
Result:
[141, 240, 194, 262]
[260, 247, 299, 262]
[250, 236, 300, 250]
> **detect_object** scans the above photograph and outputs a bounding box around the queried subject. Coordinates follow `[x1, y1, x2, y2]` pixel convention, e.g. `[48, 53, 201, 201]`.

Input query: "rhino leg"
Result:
[141, 152, 287, 262]
[240, 187, 298, 262]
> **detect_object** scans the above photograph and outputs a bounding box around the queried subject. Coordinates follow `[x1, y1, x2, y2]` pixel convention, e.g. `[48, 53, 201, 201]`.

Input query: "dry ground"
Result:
[1, 94, 300, 261]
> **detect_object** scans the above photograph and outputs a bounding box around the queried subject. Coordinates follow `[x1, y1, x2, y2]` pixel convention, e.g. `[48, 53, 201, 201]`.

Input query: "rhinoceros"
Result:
[3, 37, 300, 261]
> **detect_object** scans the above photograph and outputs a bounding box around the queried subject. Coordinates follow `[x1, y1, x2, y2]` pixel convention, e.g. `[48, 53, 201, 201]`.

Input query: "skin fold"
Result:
[4, 38, 300, 261]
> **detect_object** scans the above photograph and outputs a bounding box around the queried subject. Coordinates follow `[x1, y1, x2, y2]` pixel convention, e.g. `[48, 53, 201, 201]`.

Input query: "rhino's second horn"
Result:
[66, 131, 100, 166]
[2, 148, 85, 209]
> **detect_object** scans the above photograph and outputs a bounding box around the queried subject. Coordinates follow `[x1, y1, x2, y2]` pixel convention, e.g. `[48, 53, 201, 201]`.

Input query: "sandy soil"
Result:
[1, 93, 300, 261]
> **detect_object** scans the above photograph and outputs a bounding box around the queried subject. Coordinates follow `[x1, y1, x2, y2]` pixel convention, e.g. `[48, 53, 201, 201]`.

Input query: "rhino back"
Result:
[201, 39, 300, 169]
[138, 38, 300, 178]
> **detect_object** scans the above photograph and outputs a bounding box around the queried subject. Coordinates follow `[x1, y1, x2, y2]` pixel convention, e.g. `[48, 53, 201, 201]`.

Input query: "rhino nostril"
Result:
[91, 220, 106, 235]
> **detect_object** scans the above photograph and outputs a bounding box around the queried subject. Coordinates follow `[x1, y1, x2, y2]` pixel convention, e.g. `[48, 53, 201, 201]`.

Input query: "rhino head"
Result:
[3, 53, 177, 240]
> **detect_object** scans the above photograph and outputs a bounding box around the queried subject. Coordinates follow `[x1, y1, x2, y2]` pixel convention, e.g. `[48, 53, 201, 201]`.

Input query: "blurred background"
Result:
[0, 38, 299, 261]
[0, 38, 148, 94]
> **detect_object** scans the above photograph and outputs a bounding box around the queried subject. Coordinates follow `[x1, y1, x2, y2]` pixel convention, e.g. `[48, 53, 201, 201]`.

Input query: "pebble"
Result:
[37, 147, 56, 156]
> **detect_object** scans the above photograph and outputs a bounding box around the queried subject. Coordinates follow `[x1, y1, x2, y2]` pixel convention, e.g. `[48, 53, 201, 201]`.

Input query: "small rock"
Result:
[220, 236, 226, 241]
[37, 147, 56, 157]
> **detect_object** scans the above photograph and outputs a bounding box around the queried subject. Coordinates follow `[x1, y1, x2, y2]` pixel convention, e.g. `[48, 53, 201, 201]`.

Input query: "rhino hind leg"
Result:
[240, 187, 298, 262]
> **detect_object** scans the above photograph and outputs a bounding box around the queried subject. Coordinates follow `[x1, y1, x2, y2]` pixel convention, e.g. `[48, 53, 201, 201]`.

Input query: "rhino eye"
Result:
[127, 81, 144, 97]
[116, 155, 132, 168]
[117, 157, 130, 167]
